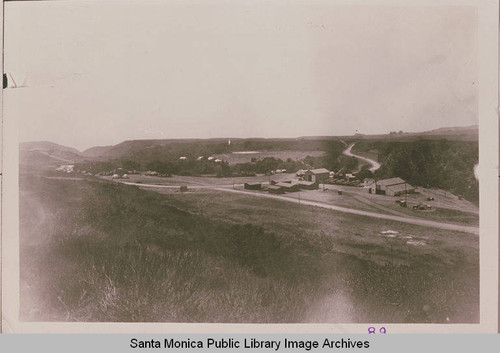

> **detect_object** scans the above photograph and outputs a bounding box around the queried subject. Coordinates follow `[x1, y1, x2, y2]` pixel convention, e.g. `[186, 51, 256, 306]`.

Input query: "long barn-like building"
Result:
[304, 168, 330, 184]
[267, 185, 285, 194]
[370, 177, 415, 196]
[244, 182, 262, 190]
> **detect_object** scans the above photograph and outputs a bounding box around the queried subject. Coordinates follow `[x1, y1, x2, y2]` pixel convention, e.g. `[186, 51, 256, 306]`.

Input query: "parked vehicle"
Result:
[396, 199, 407, 207]
[413, 203, 432, 210]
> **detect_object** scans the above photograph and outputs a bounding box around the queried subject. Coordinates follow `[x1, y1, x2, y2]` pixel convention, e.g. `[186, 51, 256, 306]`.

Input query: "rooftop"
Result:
[377, 177, 406, 186]
[385, 183, 415, 192]
[267, 185, 283, 190]
[276, 182, 298, 188]
[297, 181, 315, 185]
[307, 168, 330, 174]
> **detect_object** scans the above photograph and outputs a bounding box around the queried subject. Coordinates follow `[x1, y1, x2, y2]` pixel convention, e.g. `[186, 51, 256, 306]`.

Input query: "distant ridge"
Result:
[23, 125, 478, 160]
[296, 125, 478, 141]
[20, 141, 81, 155]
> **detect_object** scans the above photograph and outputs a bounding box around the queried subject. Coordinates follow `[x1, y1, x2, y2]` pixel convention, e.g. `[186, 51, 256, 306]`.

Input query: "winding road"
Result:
[342, 143, 380, 172]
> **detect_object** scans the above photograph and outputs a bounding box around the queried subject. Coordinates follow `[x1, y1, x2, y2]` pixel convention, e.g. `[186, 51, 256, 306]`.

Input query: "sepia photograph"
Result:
[1, 0, 498, 332]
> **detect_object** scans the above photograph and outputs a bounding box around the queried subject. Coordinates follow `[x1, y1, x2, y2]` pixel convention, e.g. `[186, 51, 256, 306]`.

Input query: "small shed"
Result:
[268, 185, 285, 194]
[276, 182, 300, 192]
[296, 169, 306, 177]
[244, 182, 262, 190]
[297, 181, 318, 190]
[363, 178, 375, 187]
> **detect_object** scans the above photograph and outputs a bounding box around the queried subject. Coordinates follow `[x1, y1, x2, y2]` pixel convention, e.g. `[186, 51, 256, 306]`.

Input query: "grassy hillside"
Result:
[20, 142, 84, 165]
[76, 140, 357, 177]
[20, 174, 478, 323]
[20, 141, 81, 155]
[82, 138, 331, 160]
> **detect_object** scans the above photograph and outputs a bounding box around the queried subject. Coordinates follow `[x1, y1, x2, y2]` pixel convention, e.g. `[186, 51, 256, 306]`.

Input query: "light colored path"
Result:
[120, 181, 268, 189]
[36, 150, 75, 164]
[214, 188, 479, 235]
[342, 143, 381, 172]
[351, 194, 412, 218]
[44, 176, 85, 181]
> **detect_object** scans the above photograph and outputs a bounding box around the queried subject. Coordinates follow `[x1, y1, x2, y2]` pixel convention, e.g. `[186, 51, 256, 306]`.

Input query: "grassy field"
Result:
[20, 172, 479, 323]
[135, 180, 479, 227]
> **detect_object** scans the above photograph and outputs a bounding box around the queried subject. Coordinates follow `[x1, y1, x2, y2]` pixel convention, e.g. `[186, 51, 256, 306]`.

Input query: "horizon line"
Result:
[20, 124, 479, 153]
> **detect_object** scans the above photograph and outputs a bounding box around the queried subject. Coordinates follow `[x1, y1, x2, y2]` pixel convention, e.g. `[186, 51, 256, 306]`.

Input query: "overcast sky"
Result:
[4, 1, 477, 151]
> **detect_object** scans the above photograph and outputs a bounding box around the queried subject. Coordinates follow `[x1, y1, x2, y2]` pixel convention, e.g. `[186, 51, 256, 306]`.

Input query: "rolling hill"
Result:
[20, 141, 85, 165]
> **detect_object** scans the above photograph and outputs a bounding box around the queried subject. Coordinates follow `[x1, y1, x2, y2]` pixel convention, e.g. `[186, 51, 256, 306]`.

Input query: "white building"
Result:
[55, 164, 74, 173]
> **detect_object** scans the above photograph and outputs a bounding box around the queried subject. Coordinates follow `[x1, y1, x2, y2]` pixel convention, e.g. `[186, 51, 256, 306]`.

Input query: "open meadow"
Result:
[20, 170, 479, 323]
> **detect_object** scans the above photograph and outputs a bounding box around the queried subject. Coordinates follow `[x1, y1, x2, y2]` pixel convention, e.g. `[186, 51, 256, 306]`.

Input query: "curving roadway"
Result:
[342, 143, 381, 172]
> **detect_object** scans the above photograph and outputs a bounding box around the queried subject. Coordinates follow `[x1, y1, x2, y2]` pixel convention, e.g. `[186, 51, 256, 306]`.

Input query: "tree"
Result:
[357, 165, 374, 181]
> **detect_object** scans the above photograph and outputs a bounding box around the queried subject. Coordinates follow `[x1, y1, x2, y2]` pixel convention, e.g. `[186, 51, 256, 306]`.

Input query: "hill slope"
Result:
[20, 141, 84, 165]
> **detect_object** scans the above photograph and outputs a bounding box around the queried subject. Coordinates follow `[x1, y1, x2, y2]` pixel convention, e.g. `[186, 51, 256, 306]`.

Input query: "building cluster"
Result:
[189, 156, 222, 163]
[244, 168, 415, 197]
[55, 164, 74, 173]
[56, 159, 415, 199]
[245, 180, 318, 194]
[244, 169, 331, 194]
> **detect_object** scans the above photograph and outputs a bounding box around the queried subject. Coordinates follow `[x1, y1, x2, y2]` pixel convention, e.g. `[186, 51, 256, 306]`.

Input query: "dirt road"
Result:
[343, 143, 380, 172]
[215, 187, 478, 235]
